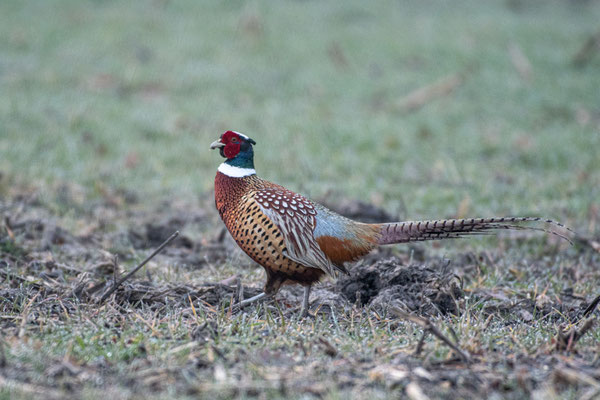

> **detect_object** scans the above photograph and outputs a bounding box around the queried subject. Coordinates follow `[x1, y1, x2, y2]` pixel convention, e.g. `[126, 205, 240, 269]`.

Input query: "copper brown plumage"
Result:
[215, 172, 327, 295]
[210, 131, 571, 317]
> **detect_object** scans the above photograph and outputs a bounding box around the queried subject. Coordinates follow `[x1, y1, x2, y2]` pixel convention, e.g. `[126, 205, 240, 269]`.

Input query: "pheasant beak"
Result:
[210, 140, 225, 150]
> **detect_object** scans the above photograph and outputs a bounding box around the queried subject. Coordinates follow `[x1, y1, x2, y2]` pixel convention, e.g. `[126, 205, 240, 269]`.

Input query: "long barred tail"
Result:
[376, 217, 573, 245]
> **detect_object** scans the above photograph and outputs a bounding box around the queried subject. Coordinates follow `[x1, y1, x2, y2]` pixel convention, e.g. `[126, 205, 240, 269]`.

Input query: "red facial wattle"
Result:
[223, 142, 241, 158]
[221, 131, 242, 158]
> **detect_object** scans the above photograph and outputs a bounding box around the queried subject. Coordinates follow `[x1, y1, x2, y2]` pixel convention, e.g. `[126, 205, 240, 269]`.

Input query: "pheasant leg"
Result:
[299, 285, 311, 318]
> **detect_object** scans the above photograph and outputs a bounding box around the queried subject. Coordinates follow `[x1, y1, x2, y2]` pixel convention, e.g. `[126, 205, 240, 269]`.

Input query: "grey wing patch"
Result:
[253, 190, 339, 277]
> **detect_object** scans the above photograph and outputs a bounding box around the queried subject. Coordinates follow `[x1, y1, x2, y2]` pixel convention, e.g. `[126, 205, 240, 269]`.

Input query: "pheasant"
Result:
[210, 131, 570, 317]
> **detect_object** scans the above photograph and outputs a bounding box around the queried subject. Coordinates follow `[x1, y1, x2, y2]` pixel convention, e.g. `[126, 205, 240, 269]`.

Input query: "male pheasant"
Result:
[211, 131, 570, 317]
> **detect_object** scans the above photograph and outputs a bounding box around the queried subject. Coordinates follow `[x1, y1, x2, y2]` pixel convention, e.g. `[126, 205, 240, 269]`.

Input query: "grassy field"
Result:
[1, 0, 600, 398]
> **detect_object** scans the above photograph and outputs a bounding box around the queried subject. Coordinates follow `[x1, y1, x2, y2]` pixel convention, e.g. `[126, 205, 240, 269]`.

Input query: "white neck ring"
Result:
[218, 163, 256, 178]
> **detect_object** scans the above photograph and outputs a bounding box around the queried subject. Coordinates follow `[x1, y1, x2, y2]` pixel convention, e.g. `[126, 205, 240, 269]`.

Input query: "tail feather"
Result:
[377, 217, 573, 245]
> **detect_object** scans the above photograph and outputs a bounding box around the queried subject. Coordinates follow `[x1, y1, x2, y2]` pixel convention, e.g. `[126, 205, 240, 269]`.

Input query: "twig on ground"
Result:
[395, 72, 464, 113]
[112, 254, 119, 285]
[414, 332, 427, 357]
[218, 275, 240, 286]
[555, 318, 595, 352]
[18, 293, 39, 338]
[98, 231, 179, 303]
[236, 278, 243, 304]
[583, 293, 600, 318]
[391, 307, 470, 363]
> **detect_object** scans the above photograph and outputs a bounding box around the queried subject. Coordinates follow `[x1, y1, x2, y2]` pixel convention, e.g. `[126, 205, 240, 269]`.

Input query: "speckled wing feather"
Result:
[253, 188, 342, 277]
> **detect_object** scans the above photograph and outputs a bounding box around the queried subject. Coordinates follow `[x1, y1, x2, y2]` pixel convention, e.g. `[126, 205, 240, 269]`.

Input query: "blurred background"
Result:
[1, 0, 599, 229]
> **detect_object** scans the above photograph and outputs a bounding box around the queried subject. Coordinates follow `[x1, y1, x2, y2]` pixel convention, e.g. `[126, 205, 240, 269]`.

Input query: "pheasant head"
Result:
[210, 131, 257, 177]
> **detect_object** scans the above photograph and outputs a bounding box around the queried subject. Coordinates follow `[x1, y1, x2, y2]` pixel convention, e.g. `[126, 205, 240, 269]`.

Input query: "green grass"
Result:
[1, 0, 599, 225]
[1, 1, 600, 399]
